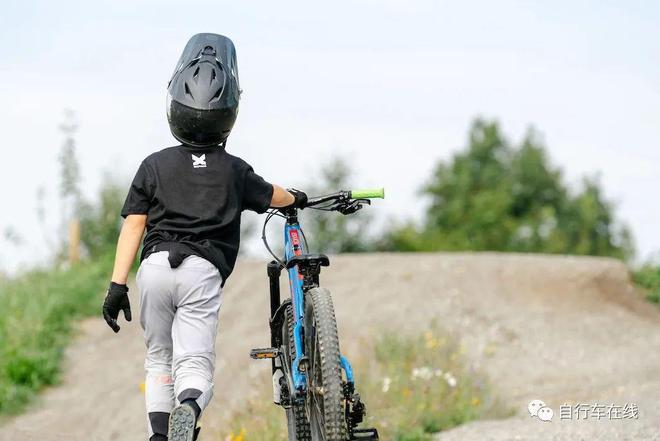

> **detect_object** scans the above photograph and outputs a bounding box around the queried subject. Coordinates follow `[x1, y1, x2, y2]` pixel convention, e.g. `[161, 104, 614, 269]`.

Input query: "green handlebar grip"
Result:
[350, 188, 385, 199]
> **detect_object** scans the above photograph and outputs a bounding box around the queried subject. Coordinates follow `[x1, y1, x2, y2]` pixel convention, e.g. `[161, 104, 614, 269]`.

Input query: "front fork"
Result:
[267, 261, 282, 375]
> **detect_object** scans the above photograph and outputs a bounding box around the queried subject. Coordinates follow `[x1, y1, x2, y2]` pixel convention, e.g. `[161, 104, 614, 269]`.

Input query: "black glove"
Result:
[287, 188, 308, 209]
[103, 282, 132, 333]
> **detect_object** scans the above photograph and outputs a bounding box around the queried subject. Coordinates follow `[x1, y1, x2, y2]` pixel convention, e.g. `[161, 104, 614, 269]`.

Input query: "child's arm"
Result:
[104, 214, 145, 333]
[111, 214, 147, 284]
[271, 185, 299, 208]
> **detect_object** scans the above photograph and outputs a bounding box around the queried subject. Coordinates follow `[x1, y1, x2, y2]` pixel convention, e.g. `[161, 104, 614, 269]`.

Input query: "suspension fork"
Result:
[267, 260, 282, 374]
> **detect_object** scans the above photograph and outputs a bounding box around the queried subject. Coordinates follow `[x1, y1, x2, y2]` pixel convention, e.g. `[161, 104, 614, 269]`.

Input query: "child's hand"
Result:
[103, 282, 132, 333]
[287, 189, 308, 209]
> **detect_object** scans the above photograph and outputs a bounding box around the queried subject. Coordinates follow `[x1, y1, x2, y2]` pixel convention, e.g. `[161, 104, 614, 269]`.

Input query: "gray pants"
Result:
[136, 251, 223, 438]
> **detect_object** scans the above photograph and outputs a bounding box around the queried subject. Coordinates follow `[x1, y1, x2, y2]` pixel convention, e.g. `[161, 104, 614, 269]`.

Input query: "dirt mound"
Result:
[1, 253, 658, 440]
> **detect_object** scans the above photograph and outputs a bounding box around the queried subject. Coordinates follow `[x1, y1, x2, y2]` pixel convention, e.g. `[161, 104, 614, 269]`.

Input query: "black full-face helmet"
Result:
[167, 33, 240, 147]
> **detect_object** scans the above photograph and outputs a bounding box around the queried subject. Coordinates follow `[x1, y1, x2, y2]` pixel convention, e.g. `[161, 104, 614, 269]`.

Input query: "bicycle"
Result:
[250, 188, 384, 440]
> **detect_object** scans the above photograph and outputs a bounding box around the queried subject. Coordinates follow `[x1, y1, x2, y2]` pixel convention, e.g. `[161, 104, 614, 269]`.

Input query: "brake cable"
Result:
[261, 209, 286, 268]
[261, 194, 363, 266]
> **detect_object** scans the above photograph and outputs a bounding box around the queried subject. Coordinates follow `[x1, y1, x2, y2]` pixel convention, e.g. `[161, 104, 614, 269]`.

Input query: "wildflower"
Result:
[424, 331, 438, 349]
[411, 366, 434, 381]
[443, 372, 457, 388]
[227, 429, 246, 441]
[425, 338, 438, 349]
[471, 397, 481, 407]
[382, 376, 392, 393]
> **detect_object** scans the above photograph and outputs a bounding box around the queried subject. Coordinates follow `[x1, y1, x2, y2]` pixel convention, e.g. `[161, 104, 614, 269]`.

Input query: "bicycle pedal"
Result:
[250, 347, 280, 359]
[351, 428, 379, 440]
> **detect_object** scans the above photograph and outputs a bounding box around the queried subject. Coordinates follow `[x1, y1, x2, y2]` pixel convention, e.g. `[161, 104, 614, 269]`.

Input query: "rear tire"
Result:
[304, 287, 348, 441]
[283, 304, 311, 440]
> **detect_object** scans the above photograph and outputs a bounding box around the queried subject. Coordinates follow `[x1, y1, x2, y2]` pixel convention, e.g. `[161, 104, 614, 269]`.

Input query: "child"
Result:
[102, 33, 306, 441]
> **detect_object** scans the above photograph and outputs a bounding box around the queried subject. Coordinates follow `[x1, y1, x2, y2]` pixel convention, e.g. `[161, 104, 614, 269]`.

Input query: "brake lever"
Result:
[336, 199, 370, 215]
[338, 205, 359, 215]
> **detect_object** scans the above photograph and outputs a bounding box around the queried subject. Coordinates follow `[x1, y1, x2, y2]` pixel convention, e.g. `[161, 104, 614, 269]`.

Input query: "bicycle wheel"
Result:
[304, 287, 348, 441]
[283, 304, 311, 440]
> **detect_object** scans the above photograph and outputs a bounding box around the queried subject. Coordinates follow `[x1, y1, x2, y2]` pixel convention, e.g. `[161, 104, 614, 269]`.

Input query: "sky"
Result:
[1, 0, 659, 271]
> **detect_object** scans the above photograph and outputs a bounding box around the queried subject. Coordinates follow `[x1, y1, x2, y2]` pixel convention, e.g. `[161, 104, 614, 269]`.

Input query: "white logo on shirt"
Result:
[192, 154, 207, 168]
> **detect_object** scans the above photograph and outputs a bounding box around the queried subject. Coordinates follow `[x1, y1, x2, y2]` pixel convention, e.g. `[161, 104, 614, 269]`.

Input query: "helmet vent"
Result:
[193, 67, 200, 83]
[184, 82, 194, 99]
[210, 87, 223, 102]
[211, 69, 216, 83]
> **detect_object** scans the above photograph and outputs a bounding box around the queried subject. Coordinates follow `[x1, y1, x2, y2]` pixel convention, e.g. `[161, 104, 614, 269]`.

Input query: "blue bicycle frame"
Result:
[253, 189, 384, 440]
[283, 219, 355, 393]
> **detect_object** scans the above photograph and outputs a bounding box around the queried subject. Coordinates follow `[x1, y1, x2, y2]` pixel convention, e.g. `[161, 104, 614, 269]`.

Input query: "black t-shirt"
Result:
[121, 145, 274, 281]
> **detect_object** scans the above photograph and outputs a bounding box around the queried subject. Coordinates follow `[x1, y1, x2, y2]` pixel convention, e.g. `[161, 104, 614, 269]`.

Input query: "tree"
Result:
[78, 176, 125, 259]
[560, 176, 633, 259]
[58, 110, 82, 216]
[383, 118, 633, 259]
[301, 157, 374, 253]
[57, 109, 83, 264]
[423, 119, 515, 250]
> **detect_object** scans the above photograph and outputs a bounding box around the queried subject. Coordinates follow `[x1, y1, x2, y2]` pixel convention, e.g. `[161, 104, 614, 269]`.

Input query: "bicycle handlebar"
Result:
[306, 188, 385, 208]
[349, 188, 385, 199]
[263, 187, 385, 263]
[305, 192, 345, 207]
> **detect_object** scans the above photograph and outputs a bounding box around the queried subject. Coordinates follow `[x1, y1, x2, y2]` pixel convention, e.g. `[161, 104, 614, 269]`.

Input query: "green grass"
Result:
[215, 326, 507, 441]
[0, 254, 112, 414]
[633, 264, 660, 304]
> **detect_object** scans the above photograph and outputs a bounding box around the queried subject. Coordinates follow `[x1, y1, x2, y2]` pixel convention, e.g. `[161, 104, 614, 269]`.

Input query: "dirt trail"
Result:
[1, 253, 659, 440]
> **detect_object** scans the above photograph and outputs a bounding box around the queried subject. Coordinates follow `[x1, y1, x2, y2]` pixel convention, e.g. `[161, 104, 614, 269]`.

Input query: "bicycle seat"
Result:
[285, 253, 330, 270]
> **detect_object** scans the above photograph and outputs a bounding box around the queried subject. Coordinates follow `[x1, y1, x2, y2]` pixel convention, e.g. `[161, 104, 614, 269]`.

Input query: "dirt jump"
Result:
[1, 253, 658, 440]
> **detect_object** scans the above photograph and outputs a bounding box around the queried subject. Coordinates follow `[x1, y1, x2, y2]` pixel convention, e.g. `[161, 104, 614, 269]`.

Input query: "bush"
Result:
[214, 326, 508, 440]
[0, 253, 112, 414]
[633, 265, 660, 303]
[359, 328, 508, 440]
[79, 178, 125, 259]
